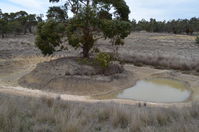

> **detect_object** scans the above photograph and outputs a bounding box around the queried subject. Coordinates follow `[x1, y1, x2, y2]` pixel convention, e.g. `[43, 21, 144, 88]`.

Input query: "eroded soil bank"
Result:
[18, 57, 137, 96]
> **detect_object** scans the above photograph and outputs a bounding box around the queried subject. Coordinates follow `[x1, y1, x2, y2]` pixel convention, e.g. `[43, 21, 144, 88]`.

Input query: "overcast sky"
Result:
[0, 0, 198, 21]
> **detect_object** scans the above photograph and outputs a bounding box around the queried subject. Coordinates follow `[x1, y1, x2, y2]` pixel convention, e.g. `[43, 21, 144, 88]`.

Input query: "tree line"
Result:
[132, 18, 199, 35]
[0, 9, 43, 38]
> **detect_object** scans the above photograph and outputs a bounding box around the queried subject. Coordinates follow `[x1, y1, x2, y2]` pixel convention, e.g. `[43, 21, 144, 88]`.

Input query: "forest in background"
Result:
[1, 8, 199, 39]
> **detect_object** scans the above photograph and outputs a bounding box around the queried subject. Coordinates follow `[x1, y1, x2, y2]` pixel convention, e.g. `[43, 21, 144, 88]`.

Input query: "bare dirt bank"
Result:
[18, 57, 137, 96]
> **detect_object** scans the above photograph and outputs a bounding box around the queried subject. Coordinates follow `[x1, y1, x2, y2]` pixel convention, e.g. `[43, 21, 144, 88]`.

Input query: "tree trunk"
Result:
[1, 33, 4, 38]
[81, 0, 92, 58]
[29, 27, 32, 33]
[83, 45, 90, 58]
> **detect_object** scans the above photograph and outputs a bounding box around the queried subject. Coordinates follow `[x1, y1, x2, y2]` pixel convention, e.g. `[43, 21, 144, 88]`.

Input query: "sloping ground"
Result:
[0, 57, 54, 86]
[19, 57, 136, 96]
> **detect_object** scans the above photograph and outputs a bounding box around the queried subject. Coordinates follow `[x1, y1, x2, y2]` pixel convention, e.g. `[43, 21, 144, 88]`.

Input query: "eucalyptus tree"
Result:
[47, 6, 68, 22]
[36, 14, 44, 22]
[36, 0, 132, 58]
[0, 11, 9, 38]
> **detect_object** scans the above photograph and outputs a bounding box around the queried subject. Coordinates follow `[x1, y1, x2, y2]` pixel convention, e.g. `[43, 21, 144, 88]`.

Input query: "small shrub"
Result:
[95, 52, 111, 68]
[196, 36, 199, 44]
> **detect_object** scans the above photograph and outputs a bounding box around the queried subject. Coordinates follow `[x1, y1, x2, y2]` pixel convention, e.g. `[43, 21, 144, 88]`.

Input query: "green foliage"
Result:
[133, 17, 199, 34]
[9, 21, 23, 34]
[46, 0, 131, 58]
[0, 9, 38, 38]
[100, 19, 131, 45]
[96, 52, 111, 68]
[35, 20, 65, 55]
[196, 36, 199, 44]
[47, 6, 68, 22]
[93, 0, 130, 21]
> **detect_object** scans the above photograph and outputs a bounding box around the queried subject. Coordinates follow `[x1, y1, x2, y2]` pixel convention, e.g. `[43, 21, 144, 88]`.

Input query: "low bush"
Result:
[196, 36, 199, 44]
[95, 52, 111, 68]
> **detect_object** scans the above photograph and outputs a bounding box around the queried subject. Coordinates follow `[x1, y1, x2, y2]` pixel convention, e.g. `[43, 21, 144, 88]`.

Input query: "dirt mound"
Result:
[19, 57, 136, 96]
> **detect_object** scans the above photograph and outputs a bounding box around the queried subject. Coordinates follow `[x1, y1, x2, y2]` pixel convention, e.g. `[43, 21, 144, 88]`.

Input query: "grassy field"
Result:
[0, 93, 198, 132]
[0, 33, 199, 132]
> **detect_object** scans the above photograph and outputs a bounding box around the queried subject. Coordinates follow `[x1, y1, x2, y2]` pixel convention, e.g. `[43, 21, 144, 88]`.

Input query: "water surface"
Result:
[117, 78, 191, 103]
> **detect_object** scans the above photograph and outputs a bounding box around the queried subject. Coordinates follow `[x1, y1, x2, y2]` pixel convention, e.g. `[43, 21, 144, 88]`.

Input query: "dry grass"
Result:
[150, 35, 196, 41]
[121, 54, 199, 72]
[112, 32, 199, 72]
[0, 94, 198, 132]
[1, 33, 199, 73]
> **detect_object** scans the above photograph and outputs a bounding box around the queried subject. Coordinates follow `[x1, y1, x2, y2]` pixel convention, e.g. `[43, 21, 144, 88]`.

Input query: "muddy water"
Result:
[96, 78, 191, 103]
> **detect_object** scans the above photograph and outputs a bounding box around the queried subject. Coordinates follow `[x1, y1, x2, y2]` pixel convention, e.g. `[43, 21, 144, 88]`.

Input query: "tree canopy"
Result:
[36, 0, 132, 58]
[47, 6, 68, 22]
[132, 17, 199, 35]
[0, 10, 40, 38]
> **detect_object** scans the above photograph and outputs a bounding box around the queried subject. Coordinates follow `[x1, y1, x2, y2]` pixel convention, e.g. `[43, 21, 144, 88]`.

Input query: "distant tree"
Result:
[0, 11, 9, 38]
[36, 14, 44, 22]
[0, 10, 40, 38]
[26, 14, 37, 33]
[0, 9, 4, 38]
[133, 17, 199, 35]
[36, 0, 132, 58]
[9, 21, 23, 36]
[15, 11, 29, 34]
[131, 19, 136, 31]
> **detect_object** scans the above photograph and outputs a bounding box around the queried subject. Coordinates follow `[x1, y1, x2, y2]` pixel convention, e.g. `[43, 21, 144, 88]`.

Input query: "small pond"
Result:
[117, 78, 191, 103]
[95, 78, 191, 103]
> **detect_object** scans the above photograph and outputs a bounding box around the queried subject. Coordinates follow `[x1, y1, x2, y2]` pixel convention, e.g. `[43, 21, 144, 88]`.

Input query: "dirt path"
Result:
[0, 83, 192, 108]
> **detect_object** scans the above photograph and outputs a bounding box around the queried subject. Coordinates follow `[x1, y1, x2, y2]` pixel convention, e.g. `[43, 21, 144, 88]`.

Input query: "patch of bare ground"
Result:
[18, 57, 137, 96]
[0, 56, 55, 86]
[0, 93, 198, 132]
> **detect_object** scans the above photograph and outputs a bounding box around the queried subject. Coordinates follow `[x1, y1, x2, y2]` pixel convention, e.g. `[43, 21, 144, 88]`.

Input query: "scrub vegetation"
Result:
[131, 18, 199, 34]
[0, 94, 199, 132]
[0, 9, 42, 38]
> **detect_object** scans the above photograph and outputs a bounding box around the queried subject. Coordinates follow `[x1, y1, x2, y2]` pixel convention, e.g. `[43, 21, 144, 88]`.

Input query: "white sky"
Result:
[0, 0, 198, 21]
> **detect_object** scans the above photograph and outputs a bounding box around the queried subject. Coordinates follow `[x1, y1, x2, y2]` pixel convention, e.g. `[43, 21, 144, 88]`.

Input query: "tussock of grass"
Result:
[0, 94, 198, 132]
